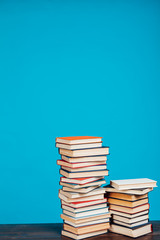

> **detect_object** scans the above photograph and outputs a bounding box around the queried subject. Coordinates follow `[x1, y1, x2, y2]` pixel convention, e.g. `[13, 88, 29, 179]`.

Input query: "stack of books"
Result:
[104, 178, 157, 238]
[56, 136, 110, 239]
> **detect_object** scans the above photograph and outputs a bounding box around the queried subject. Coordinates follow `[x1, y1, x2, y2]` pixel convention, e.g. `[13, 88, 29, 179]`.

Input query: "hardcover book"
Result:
[60, 169, 109, 178]
[62, 229, 108, 239]
[61, 198, 107, 208]
[109, 223, 152, 238]
[59, 192, 105, 203]
[106, 192, 148, 201]
[110, 178, 157, 190]
[104, 184, 153, 195]
[110, 209, 149, 219]
[112, 214, 149, 224]
[108, 197, 148, 208]
[62, 203, 108, 213]
[65, 218, 110, 227]
[63, 222, 110, 235]
[60, 176, 104, 185]
[59, 147, 109, 157]
[63, 207, 109, 218]
[61, 212, 111, 224]
[56, 136, 102, 145]
[109, 203, 150, 214]
[62, 186, 98, 193]
[56, 142, 102, 150]
[60, 178, 106, 189]
[57, 160, 107, 168]
[62, 155, 107, 163]
[61, 164, 107, 172]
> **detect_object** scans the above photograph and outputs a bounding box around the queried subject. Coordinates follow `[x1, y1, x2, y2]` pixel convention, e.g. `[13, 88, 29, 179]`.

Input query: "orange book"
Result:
[56, 136, 102, 145]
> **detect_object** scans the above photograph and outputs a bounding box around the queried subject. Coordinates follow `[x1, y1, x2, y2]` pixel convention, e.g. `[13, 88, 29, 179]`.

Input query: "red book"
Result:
[61, 198, 108, 208]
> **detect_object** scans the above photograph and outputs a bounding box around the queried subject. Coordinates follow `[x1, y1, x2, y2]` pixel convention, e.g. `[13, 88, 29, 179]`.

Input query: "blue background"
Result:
[0, 0, 159, 224]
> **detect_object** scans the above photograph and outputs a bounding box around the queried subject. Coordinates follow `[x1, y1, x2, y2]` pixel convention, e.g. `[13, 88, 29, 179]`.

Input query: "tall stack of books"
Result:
[56, 136, 110, 239]
[104, 178, 157, 238]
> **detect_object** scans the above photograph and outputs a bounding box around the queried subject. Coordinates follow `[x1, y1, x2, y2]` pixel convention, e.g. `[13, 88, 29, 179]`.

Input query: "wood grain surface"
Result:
[0, 221, 159, 240]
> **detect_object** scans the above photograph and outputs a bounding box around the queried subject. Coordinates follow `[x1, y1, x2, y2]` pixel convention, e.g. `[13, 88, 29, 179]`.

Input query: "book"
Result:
[60, 176, 104, 185]
[59, 188, 105, 199]
[63, 222, 110, 235]
[113, 219, 148, 228]
[56, 136, 102, 145]
[109, 223, 152, 238]
[104, 184, 153, 195]
[61, 164, 107, 172]
[59, 192, 104, 203]
[59, 147, 109, 157]
[56, 142, 102, 150]
[108, 197, 148, 207]
[60, 169, 109, 178]
[60, 179, 106, 189]
[110, 210, 149, 218]
[107, 192, 148, 201]
[62, 203, 108, 213]
[63, 207, 109, 218]
[109, 203, 150, 214]
[61, 212, 111, 224]
[61, 198, 107, 208]
[110, 178, 157, 190]
[112, 214, 149, 224]
[62, 155, 107, 163]
[62, 229, 108, 239]
[65, 218, 110, 227]
[57, 159, 107, 168]
[62, 186, 99, 193]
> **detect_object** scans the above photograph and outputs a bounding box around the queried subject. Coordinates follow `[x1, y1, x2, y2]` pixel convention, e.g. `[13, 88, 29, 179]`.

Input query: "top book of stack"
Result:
[110, 178, 157, 190]
[56, 136, 109, 157]
[56, 136, 102, 145]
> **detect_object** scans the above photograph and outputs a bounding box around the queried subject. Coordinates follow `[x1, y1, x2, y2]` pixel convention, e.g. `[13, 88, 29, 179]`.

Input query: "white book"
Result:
[64, 218, 110, 227]
[60, 179, 106, 189]
[109, 203, 149, 214]
[63, 222, 110, 235]
[110, 210, 149, 219]
[113, 219, 149, 228]
[62, 155, 107, 163]
[63, 207, 109, 218]
[59, 192, 104, 203]
[104, 184, 153, 195]
[59, 188, 105, 199]
[62, 186, 98, 193]
[59, 147, 109, 157]
[57, 159, 107, 168]
[60, 176, 104, 185]
[61, 164, 107, 172]
[112, 214, 149, 224]
[62, 203, 108, 213]
[61, 212, 111, 224]
[110, 178, 157, 190]
[110, 223, 152, 238]
[56, 142, 102, 150]
[62, 229, 108, 239]
[60, 169, 108, 178]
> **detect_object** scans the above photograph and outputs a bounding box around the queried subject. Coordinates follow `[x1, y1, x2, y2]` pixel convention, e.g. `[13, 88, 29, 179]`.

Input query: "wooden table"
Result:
[0, 221, 160, 239]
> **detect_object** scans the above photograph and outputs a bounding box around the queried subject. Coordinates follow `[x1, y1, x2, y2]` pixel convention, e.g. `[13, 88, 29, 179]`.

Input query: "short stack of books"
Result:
[56, 136, 110, 239]
[104, 178, 157, 238]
